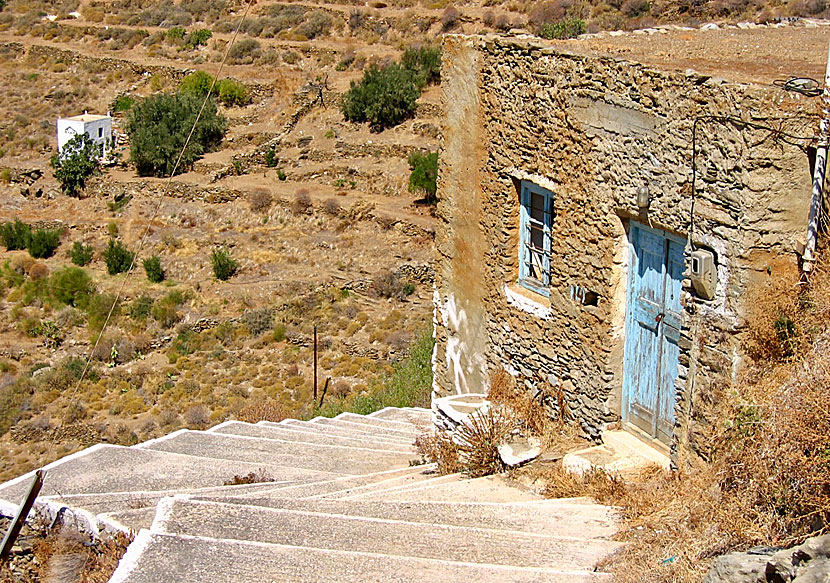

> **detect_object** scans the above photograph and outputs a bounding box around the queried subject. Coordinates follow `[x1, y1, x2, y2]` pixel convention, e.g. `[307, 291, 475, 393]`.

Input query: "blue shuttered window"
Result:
[518, 181, 554, 296]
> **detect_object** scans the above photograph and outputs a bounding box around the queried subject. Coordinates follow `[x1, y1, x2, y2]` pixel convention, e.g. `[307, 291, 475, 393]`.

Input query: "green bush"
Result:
[28, 228, 62, 259]
[0, 219, 31, 251]
[86, 292, 120, 331]
[70, 241, 94, 266]
[50, 133, 101, 197]
[179, 70, 214, 97]
[126, 92, 227, 177]
[264, 148, 277, 167]
[539, 17, 586, 39]
[143, 255, 165, 283]
[166, 26, 186, 40]
[111, 95, 136, 113]
[186, 28, 212, 48]
[130, 294, 154, 320]
[216, 78, 250, 106]
[50, 266, 94, 307]
[407, 150, 438, 204]
[401, 45, 441, 86]
[341, 64, 421, 132]
[103, 239, 135, 275]
[211, 248, 238, 281]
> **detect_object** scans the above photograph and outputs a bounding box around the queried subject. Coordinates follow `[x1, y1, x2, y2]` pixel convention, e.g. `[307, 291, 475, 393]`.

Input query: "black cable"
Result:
[773, 77, 822, 97]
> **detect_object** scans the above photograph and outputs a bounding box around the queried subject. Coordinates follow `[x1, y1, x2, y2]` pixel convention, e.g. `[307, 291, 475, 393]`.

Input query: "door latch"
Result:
[655, 313, 664, 324]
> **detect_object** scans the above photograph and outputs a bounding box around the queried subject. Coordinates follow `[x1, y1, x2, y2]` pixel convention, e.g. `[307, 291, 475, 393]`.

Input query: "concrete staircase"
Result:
[0, 407, 621, 582]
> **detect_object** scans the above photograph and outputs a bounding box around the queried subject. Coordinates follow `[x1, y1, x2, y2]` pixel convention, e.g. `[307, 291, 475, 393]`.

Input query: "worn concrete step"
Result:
[152, 498, 620, 570]
[0, 444, 336, 503]
[272, 419, 415, 444]
[321, 470, 460, 500]
[99, 507, 158, 531]
[209, 421, 415, 453]
[136, 430, 416, 475]
[36, 480, 298, 517]
[110, 530, 612, 583]
[332, 412, 426, 433]
[309, 416, 420, 440]
[346, 473, 547, 503]
[207, 465, 440, 502]
[369, 406, 433, 425]
[196, 498, 619, 538]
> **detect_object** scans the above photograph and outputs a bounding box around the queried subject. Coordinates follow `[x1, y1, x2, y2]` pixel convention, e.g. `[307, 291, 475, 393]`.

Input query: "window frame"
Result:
[518, 180, 554, 297]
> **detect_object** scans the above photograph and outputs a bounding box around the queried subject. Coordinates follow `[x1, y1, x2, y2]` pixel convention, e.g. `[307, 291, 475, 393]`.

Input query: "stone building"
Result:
[432, 33, 820, 464]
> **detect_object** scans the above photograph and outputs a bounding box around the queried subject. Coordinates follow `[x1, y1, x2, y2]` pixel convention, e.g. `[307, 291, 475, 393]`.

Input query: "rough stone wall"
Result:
[434, 34, 815, 459]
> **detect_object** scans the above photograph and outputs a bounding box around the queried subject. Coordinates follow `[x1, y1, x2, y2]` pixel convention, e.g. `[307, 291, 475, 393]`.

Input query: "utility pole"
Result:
[804, 40, 830, 274]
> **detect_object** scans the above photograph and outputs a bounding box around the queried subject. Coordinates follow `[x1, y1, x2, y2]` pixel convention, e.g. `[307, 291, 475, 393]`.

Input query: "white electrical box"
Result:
[690, 249, 717, 300]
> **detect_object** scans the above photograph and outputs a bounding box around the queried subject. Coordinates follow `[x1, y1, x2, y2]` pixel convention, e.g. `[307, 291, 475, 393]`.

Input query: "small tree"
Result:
[341, 64, 421, 132]
[126, 92, 227, 177]
[50, 133, 101, 197]
[103, 239, 135, 275]
[211, 248, 238, 280]
[50, 266, 94, 307]
[71, 241, 94, 266]
[143, 255, 165, 283]
[28, 228, 62, 259]
[408, 150, 439, 204]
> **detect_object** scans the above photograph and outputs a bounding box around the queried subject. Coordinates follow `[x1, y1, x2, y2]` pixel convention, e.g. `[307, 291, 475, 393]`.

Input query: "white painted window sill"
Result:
[504, 283, 552, 320]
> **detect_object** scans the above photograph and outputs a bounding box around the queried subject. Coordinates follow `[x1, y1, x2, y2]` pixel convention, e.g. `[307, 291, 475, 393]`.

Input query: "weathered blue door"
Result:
[622, 222, 684, 446]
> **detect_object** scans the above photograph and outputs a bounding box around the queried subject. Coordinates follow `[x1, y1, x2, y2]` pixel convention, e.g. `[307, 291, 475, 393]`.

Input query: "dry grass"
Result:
[414, 431, 460, 474]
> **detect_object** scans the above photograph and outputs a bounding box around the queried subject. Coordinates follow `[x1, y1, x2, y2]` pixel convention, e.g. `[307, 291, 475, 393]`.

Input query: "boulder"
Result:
[703, 536, 830, 583]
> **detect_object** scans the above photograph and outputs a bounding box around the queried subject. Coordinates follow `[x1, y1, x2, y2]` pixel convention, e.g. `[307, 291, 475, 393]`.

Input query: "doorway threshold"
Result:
[562, 429, 671, 477]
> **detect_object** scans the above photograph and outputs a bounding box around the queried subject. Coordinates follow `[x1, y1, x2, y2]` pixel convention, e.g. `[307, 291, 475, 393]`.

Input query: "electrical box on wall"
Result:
[690, 249, 717, 300]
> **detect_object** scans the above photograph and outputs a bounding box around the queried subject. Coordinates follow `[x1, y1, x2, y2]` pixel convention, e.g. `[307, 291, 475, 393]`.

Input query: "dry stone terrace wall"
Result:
[434, 34, 815, 460]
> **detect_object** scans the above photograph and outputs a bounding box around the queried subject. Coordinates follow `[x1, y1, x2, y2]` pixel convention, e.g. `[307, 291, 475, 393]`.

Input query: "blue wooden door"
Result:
[622, 223, 684, 446]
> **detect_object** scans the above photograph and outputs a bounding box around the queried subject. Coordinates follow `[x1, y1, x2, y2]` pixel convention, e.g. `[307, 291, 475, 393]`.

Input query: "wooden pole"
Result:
[0, 470, 44, 561]
[313, 325, 318, 404]
[804, 40, 830, 273]
[319, 377, 330, 408]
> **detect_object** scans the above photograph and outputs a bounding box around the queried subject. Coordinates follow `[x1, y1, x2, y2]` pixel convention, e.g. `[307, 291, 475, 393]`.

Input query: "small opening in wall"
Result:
[569, 284, 599, 306]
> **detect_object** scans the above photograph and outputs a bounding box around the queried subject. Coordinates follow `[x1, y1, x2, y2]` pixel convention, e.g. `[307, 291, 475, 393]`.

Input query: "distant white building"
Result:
[56, 113, 113, 160]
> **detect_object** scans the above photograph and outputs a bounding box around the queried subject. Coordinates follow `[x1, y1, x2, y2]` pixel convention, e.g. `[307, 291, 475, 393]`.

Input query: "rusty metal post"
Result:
[313, 325, 318, 404]
[0, 470, 44, 561]
[804, 40, 830, 273]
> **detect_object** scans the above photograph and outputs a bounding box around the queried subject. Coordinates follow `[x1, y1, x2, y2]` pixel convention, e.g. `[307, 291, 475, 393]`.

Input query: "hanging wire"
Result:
[39, 0, 259, 475]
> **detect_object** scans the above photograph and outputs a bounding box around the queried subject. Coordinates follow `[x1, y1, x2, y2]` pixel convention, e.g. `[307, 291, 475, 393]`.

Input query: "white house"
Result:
[56, 113, 113, 161]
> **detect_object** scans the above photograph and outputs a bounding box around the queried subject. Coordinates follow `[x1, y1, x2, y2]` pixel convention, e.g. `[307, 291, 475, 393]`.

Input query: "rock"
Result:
[497, 437, 541, 466]
[704, 535, 830, 583]
[702, 549, 771, 583]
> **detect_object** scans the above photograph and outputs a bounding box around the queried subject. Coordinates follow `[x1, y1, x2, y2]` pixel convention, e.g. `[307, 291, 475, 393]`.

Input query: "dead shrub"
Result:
[223, 468, 275, 485]
[744, 267, 804, 362]
[158, 408, 180, 429]
[292, 189, 313, 215]
[441, 6, 460, 30]
[454, 407, 510, 478]
[248, 188, 272, 212]
[61, 399, 87, 424]
[415, 431, 461, 474]
[236, 401, 286, 423]
[376, 215, 396, 230]
[370, 270, 407, 300]
[183, 404, 210, 428]
[323, 198, 341, 216]
[28, 262, 49, 281]
[331, 380, 351, 398]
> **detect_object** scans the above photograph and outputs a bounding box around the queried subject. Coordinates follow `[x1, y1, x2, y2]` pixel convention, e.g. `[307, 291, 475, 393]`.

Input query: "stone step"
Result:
[207, 465, 439, 502]
[273, 419, 416, 444]
[332, 412, 427, 433]
[196, 498, 619, 539]
[99, 507, 158, 532]
[37, 480, 298, 516]
[209, 421, 415, 453]
[0, 444, 336, 502]
[309, 416, 420, 440]
[346, 473, 547, 503]
[136, 430, 416, 475]
[322, 470, 460, 500]
[369, 406, 433, 424]
[110, 530, 612, 583]
[152, 498, 620, 570]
